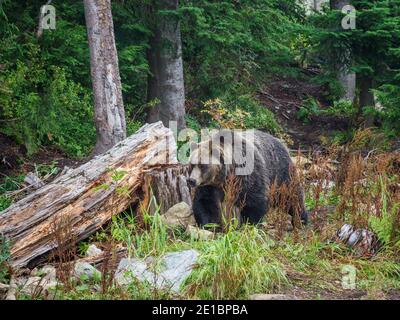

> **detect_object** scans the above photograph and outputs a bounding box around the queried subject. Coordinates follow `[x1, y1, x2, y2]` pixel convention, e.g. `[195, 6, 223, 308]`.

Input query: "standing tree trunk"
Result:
[147, 0, 186, 131]
[357, 74, 375, 126]
[330, 0, 356, 102]
[84, 0, 126, 155]
[36, 0, 53, 38]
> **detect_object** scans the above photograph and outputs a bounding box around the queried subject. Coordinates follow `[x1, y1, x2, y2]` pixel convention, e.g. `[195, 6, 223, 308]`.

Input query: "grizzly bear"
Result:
[187, 129, 308, 227]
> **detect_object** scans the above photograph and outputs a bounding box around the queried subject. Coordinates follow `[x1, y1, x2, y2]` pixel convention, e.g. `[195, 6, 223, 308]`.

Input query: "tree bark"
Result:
[358, 75, 375, 109]
[84, 0, 126, 155]
[357, 74, 375, 126]
[0, 122, 177, 268]
[330, 0, 356, 102]
[36, 0, 53, 38]
[330, 0, 349, 9]
[147, 0, 186, 131]
[142, 165, 192, 215]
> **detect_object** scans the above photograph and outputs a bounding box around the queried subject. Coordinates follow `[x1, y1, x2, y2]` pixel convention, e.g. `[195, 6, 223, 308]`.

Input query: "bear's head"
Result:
[187, 139, 231, 188]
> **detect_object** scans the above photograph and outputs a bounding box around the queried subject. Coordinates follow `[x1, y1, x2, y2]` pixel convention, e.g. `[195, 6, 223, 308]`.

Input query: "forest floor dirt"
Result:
[258, 74, 351, 150]
[0, 133, 86, 184]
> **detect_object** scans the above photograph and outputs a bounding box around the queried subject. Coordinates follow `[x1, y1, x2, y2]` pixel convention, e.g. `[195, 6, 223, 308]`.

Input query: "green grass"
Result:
[16, 209, 400, 300]
[9, 166, 400, 300]
[102, 197, 400, 299]
[0, 174, 25, 211]
[185, 226, 289, 299]
[0, 234, 11, 284]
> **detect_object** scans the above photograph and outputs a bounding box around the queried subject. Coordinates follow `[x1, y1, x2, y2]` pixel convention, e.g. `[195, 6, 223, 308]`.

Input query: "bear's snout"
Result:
[187, 178, 197, 188]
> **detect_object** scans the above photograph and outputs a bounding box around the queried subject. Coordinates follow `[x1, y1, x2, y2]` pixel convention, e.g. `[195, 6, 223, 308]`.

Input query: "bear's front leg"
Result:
[288, 184, 309, 225]
[193, 186, 223, 227]
[240, 196, 268, 225]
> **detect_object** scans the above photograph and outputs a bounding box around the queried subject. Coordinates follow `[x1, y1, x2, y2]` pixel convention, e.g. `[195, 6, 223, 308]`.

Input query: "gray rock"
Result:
[336, 224, 380, 255]
[40, 266, 59, 291]
[337, 224, 355, 242]
[42, 279, 59, 293]
[5, 278, 18, 300]
[347, 229, 363, 247]
[29, 265, 58, 293]
[42, 265, 57, 279]
[74, 261, 101, 281]
[86, 244, 103, 257]
[32, 265, 56, 278]
[186, 225, 214, 240]
[161, 202, 196, 228]
[0, 283, 9, 299]
[114, 258, 148, 287]
[20, 277, 42, 296]
[115, 249, 199, 293]
[160, 250, 199, 292]
[17, 275, 59, 297]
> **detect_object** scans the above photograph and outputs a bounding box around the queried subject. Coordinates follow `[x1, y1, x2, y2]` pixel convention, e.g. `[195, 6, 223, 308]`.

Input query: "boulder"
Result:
[115, 249, 199, 293]
[336, 224, 379, 256]
[32, 265, 56, 279]
[19, 276, 43, 296]
[161, 202, 196, 228]
[5, 277, 17, 300]
[86, 244, 103, 257]
[186, 225, 214, 241]
[74, 261, 101, 281]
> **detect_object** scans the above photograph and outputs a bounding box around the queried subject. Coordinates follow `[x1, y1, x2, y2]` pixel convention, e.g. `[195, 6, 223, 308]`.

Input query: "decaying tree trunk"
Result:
[146, 0, 186, 131]
[0, 122, 177, 268]
[84, 0, 126, 155]
[142, 165, 192, 215]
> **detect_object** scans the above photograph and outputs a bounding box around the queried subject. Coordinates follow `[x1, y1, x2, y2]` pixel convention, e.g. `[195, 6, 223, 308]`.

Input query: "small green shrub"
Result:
[0, 60, 95, 156]
[185, 114, 202, 133]
[0, 174, 25, 211]
[297, 97, 321, 123]
[369, 177, 400, 249]
[201, 95, 281, 133]
[0, 234, 11, 283]
[326, 100, 357, 118]
[370, 85, 400, 137]
[298, 98, 356, 124]
[126, 119, 143, 137]
[0, 196, 12, 212]
[237, 95, 281, 133]
[325, 129, 355, 146]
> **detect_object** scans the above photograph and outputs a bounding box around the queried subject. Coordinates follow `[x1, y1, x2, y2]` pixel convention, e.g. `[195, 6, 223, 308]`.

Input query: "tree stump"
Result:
[142, 165, 193, 215]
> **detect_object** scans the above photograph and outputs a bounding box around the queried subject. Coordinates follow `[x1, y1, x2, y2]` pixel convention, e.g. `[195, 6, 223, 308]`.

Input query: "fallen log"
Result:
[0, 122, 178, 268]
